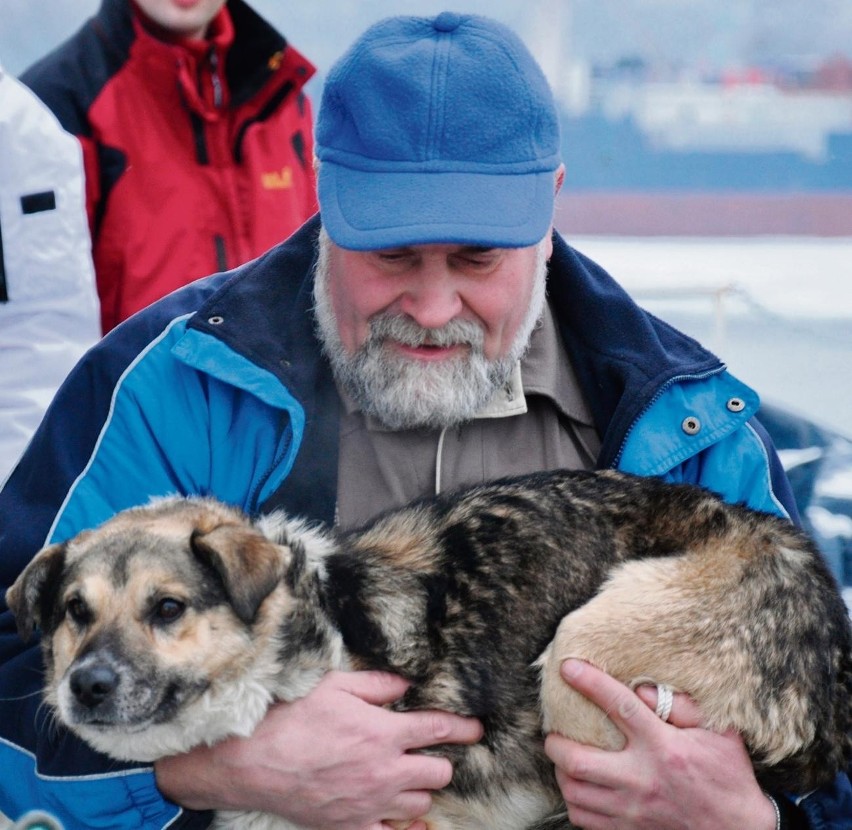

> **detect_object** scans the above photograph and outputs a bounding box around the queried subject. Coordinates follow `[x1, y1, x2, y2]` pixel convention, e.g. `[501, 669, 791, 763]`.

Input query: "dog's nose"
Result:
[69, 664, 119, 708]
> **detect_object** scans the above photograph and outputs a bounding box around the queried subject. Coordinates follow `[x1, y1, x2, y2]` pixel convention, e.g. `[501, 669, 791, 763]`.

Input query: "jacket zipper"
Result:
[209, 48, 223, 108]
[187, 48, 222, 165]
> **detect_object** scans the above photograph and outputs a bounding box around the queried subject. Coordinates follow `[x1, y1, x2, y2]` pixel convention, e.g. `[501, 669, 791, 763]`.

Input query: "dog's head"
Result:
[6, 497, 293, 760]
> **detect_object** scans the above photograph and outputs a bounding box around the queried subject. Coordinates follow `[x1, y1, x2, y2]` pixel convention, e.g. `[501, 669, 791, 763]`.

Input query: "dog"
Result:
[7, 469, 852, 829]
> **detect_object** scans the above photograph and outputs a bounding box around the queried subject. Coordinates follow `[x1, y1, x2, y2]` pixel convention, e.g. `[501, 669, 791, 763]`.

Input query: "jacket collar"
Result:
[128, 3, 235, 117]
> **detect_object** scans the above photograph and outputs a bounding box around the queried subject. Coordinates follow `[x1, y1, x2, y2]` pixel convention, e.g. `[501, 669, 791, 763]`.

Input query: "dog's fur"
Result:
[7, 469, 852, 829]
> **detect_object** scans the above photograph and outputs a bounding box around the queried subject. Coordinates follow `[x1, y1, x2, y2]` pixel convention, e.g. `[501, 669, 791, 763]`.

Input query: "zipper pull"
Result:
[208, 47, 223, 108]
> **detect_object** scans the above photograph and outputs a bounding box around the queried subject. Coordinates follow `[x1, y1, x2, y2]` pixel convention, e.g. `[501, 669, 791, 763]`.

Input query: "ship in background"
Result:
[531, 0, 852, 236]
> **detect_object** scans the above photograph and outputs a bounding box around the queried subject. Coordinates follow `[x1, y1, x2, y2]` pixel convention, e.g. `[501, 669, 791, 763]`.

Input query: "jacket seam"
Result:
[0, 735, 153, 782]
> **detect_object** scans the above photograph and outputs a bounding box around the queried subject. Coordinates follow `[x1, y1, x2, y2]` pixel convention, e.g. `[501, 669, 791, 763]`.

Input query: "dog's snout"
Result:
[70, 664, 119, 708]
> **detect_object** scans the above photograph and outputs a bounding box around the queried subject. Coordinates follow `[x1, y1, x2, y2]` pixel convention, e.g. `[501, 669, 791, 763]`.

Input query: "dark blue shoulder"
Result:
[20, 0, 134, 135]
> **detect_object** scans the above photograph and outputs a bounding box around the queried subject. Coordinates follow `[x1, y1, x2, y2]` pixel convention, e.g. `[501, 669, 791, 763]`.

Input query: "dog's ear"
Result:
[190, 524, 287, 624]
[6, 543, 68, 642]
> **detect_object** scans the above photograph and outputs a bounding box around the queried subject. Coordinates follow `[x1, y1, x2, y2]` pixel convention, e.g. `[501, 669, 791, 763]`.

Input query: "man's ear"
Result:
[555, 163, 566, 196]
[6, 543, 68, 642]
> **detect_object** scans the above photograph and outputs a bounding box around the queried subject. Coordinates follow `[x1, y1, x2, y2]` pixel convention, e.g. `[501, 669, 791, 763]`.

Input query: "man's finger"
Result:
[560, 659, 658, 739]
[393, 751, 455, 790]
[327, 670, 483, 751]
[329, 669, 412, 705]
[634, 683, 704, 729]
[396, 708, 484, 751]
[379, 820, 429, 830]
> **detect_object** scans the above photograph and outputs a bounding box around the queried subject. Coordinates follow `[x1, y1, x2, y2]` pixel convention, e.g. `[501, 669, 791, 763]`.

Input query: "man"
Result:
[21, 0, 316, 333]
[0, 63, 99, 483]
[0, 12, 848, 830]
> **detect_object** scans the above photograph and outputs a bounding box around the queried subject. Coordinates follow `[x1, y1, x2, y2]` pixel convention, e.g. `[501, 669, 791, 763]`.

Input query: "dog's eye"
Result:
[66, 597, 90, 626]
[153, 598, 186, 624]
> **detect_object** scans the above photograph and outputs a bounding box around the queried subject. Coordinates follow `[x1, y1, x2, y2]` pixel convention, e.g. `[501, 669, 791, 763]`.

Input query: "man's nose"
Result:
[396, 271, 464, 330]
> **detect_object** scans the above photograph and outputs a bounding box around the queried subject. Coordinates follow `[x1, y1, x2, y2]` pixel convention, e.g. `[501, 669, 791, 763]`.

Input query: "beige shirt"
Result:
[336, 302, 601, 530]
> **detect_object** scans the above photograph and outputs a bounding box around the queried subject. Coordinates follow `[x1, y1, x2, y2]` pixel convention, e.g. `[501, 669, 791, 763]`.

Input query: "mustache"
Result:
[366, 314, 485, 350]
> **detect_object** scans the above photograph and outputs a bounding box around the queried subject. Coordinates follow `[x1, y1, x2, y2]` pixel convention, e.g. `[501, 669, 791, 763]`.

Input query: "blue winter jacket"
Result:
[0, 216, 848, 828]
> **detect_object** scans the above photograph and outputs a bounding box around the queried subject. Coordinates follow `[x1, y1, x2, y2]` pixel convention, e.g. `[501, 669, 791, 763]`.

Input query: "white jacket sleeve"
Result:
[0, 64, 100, 484]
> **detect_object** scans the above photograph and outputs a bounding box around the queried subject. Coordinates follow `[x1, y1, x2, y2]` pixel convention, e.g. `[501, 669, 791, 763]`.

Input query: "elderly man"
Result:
[0, 13, 847, 830]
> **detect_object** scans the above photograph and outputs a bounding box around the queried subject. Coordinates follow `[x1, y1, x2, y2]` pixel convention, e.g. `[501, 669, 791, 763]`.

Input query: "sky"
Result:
[3, 0, 852, 79]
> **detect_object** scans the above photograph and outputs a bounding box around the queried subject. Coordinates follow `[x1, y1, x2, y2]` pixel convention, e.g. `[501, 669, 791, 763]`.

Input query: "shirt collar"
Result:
[521, 300, 596, 427]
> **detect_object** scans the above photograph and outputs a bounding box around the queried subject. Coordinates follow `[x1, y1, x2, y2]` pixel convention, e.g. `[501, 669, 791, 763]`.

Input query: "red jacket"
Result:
[23, 0, 317, 332]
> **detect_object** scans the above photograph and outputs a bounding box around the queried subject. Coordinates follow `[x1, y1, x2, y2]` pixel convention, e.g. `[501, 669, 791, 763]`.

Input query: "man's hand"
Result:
[544, 659, 778, 830]
[154, 670, 483, 830]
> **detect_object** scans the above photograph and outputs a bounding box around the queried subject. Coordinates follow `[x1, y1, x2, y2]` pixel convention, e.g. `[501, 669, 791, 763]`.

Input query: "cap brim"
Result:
[318, 163, 556, 250]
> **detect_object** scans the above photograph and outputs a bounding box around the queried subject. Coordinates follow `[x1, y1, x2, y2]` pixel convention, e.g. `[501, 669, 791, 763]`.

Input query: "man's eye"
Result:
[454, 251, 498, 270]
[152, 598, 186, 624]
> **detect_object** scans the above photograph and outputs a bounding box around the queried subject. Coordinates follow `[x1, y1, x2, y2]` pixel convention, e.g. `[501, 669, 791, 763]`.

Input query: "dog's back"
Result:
[320, 469, 852, 798]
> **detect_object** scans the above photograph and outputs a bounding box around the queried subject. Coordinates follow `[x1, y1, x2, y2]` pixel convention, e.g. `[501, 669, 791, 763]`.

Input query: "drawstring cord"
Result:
[435, 427, 448, 495]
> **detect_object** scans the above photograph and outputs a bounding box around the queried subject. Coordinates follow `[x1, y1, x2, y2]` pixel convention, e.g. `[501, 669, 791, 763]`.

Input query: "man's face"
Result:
[313, 229, 551, 430]
[133, 0, 227, 40]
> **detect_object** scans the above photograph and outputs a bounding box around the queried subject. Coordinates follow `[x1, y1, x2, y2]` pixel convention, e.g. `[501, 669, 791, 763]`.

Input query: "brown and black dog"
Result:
[8, 469, 852, 829]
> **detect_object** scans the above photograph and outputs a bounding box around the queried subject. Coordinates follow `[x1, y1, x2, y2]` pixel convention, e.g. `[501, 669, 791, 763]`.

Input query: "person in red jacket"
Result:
[22, 0, 317, 333]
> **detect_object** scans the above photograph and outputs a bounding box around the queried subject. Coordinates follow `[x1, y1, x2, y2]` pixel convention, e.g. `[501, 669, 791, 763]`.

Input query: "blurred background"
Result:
[3, 0, 852, 590]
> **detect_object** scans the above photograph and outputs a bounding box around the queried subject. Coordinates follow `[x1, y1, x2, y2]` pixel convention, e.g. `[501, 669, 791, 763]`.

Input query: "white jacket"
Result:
[0, 64, 99, 484]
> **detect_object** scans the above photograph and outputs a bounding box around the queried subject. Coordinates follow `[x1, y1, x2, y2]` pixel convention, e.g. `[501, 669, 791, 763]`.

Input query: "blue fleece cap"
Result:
[315, 12, 561, 250]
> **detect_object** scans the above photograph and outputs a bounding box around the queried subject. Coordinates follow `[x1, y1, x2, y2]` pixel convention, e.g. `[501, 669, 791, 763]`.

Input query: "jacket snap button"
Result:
[682, 416, 701, 435]
[208, 315, 224, 325]
[726, 397, 745, 412]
